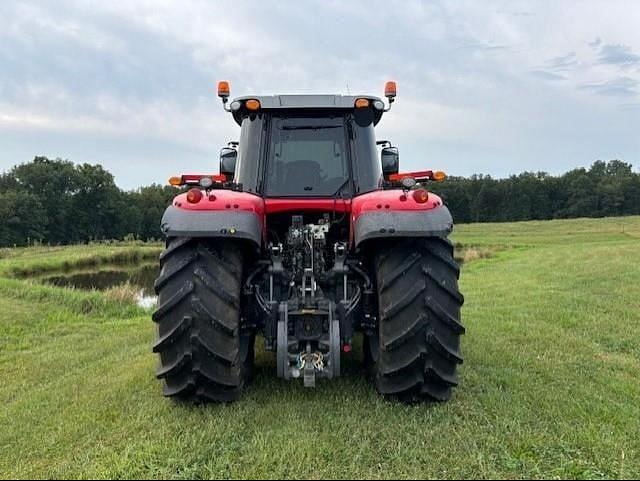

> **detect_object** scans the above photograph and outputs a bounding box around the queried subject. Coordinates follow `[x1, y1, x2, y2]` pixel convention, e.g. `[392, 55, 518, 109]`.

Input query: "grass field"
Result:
[1, 217, 639, 479]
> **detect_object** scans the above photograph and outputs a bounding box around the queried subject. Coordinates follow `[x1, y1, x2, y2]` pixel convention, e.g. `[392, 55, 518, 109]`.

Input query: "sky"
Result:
[1, 0, 639, 189]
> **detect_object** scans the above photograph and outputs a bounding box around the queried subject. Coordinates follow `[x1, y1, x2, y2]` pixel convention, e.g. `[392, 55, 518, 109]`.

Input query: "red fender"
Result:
[350, 190, 450, 247]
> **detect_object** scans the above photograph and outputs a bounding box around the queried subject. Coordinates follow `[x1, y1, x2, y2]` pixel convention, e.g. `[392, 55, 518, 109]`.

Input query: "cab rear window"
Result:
[265, 117, 351, 197]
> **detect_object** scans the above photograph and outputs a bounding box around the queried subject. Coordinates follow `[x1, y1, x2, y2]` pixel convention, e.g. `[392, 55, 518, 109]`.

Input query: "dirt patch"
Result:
[455, 244, 498, 265]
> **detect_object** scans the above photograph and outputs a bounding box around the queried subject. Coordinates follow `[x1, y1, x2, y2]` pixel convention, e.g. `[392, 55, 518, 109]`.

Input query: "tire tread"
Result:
[370, 237, 464, 402]
[152, 238, 251, 403]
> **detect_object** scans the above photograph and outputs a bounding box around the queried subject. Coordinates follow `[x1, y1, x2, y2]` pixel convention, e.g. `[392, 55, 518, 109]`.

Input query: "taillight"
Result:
[186, 188, 203, 204]
[412, 189, 429, 204]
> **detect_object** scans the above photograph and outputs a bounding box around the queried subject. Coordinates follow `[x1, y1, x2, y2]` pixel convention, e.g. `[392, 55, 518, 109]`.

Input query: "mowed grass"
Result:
[1, 217, 640, 479]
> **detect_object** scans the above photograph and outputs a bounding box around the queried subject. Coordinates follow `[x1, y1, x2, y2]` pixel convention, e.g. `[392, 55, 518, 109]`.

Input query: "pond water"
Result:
[35, 247, 477, 310]
[41, 264, 158, 308]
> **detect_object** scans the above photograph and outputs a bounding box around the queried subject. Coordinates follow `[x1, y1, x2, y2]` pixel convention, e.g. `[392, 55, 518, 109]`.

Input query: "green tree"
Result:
[68, 163, 125, 242]
[10, 157, 80, 243]
[0, 191, 47, 247]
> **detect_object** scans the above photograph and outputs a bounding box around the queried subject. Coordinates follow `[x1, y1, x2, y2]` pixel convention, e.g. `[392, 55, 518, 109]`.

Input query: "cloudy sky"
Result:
[1, 0, 639, 189]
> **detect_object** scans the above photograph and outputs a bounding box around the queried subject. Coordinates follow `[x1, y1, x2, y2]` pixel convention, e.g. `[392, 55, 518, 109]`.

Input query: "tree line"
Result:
[0, 156, 638, 247]
[430, 159, 640, 223]
[0, 157, 175, 247]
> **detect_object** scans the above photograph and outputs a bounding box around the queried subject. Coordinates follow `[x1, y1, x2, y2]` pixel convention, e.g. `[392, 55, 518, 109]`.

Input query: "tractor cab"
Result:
[216, 83, 400, 199]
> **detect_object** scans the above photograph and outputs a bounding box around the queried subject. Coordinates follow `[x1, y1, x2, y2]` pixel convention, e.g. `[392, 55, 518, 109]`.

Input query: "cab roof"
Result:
[231, 94, 385, 126]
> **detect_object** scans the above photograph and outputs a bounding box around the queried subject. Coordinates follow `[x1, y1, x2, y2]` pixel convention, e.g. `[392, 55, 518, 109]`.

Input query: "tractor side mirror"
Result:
[381, 146, 399, 176]
[219, 147, 237, 179]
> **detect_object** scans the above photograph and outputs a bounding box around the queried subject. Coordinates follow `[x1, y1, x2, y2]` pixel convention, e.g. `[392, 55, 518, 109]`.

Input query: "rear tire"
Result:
[366, 237, 465, 402]
[152, 237, 254, 403]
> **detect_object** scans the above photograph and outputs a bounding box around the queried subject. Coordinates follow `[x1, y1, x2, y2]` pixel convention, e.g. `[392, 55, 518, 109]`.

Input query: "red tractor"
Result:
[153, 81, 464, 403]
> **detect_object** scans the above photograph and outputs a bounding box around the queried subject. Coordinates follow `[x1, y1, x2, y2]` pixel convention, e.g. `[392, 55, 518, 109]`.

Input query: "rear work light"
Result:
[199, 177, 214, 189]
[186, 188, 203, 204]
